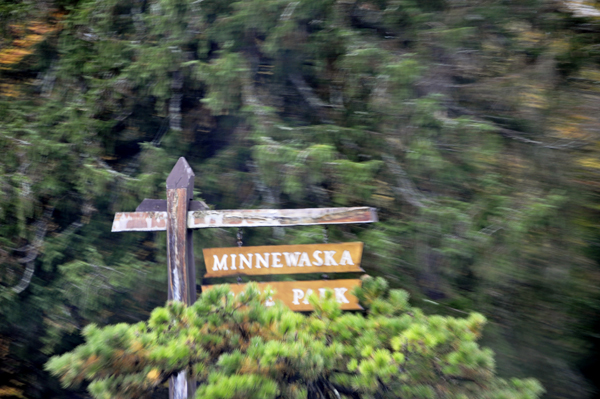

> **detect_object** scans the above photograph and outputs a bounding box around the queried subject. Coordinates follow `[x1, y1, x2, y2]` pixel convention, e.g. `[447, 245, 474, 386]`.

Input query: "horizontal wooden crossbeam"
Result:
[112, 207, 378, 232]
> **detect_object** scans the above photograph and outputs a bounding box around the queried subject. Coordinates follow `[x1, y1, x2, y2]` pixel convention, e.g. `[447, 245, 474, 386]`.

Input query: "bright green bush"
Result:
[46, 276, 543, 399]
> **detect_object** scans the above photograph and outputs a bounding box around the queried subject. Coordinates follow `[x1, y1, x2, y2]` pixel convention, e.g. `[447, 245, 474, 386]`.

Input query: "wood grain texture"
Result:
[202, 279, 362, 311]
[136, 199, 208, 212]
[189, 207, 378, 228]
[112, 211, 168, 232]
[203, 242, 364, 277]
[167, 187, 195, 303]
[112, 207, 378, 232]
[165, 158, 196, 399]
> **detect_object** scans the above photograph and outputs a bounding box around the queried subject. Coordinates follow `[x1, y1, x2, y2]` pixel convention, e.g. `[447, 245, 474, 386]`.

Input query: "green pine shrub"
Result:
[46, 276, 543, 399]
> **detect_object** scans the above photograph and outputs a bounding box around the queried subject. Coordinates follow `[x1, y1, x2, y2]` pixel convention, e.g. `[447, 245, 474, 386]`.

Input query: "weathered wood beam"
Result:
[165, 158, 196, 399]
[188, 207, 378, 228]
[112, 207, 378, 232]
[112, 211, 168, 232]
[166, 158, 196, 305]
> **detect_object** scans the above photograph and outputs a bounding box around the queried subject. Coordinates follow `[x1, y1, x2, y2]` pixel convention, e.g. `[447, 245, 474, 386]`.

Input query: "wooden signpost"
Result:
[112, 157, 378, 399]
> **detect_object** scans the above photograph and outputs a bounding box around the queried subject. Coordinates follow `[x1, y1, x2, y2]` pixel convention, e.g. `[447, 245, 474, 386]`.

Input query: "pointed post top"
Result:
[166, 157, 195, 200]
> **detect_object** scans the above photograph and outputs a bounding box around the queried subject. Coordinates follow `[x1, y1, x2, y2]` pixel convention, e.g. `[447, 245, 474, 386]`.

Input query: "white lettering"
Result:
[239, 254, 252, 269]
[298, 252, 311, 267]
[283, 252, 301, 266]
[312, 250, 324, 266]
[339, 250, 354, 265]
[213, 254, 228, 271]
[324, 251, 338, 266]
[255, 253, 269, 268]
[334, 288, 350, 304]
[292, 289, 304, 305]
[318, 288, 327, 298]
[271, 252, 283, 268]
[230, 254, 237, 270]
[304, 289, 313, 304]
[265, 296, 275, 307]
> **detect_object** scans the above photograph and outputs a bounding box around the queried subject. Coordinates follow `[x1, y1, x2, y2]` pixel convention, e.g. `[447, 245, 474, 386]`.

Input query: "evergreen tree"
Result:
[2, 0, 600, 397]
[46, 277, 544, 399]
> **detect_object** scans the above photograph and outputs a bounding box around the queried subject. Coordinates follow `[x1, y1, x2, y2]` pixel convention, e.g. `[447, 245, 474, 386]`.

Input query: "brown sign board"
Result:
[112, 207, 377, 232]
[201, 279, 362, 311]
[203, 242, 363, 278]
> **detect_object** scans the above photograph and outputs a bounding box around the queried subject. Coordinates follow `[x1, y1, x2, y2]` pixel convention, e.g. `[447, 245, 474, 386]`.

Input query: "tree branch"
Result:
[446, 105, 588, 150]
[495, 126, 587, 150]
[169, 70, 183, 131]
[329, 380, 362, 399]
[12, 206, 53, 294]
[382, 154, 428, 209]
[289, 73, 327, 109]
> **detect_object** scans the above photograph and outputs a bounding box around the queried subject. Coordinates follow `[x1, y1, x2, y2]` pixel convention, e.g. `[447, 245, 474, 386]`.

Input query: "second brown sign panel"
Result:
[202, 280, 362, 311]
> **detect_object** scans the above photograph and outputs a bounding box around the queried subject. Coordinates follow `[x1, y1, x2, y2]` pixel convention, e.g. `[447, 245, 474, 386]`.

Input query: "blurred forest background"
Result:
[2, 0, 600, 397]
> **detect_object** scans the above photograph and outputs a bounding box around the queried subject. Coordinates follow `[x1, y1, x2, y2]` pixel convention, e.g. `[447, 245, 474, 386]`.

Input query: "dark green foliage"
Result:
[3, 0, 600, 397]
